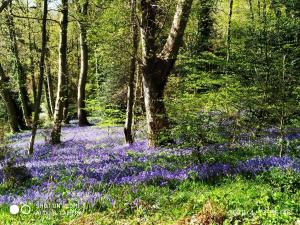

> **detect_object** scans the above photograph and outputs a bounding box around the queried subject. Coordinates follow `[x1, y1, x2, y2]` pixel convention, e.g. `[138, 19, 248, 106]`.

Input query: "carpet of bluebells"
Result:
[0, 123, 299, 208]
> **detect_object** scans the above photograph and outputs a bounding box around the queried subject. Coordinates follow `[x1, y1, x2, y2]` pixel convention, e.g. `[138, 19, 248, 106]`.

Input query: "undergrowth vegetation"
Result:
[0, 125, 299, 224]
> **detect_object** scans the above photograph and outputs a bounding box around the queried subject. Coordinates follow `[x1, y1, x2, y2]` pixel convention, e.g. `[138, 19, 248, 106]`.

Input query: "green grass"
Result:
[0, 172, 299, 225]
[1, 139, 299, 224]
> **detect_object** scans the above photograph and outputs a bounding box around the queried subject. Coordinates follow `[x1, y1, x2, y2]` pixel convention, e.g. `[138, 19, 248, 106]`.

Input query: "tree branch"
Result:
[10, 13, 61, 25]
[0, 0, 11, 13]
[159, 0, 193, 61]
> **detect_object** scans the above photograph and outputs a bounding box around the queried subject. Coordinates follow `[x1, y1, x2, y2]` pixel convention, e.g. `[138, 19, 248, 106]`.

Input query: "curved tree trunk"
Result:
[140, 0, 193, 146]
[0, 64, 26, 132]
[77, 0, 90, 126]
[51, 0, 68, 144]
[124, 0, 139, 144]
[6, 10, 32, 127]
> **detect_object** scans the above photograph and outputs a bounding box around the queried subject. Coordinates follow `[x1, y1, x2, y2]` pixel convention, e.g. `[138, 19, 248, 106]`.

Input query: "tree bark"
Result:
[63, 74, 70, 124]
[226, 0, 233, 62]
[257, 0, 261, 18]
[0, 0, 11, 13]
[248, 0, 254, 21]
[124, 0, 139, 144]
[27, 0, 37, 104]
[6, 9, 33, 127]
[29, 34, 37, 105]
[135, 64, 145, 114]
[0, 64, 26, 132]
[44, 79, 52, 117]
[43, 49, 53, 118]
[140, 0, 193, 146]
[29, 0, 48, 154]
[45, 57, 55, 115]
[50, 0, 68, 144]
[196, 0, 214, 53]
[77, 0, 90, 126]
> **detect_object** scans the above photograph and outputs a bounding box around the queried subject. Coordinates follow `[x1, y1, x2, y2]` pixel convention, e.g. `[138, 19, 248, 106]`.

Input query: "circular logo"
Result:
[21, 204, 31, 215]
[9, 205, 20, 215]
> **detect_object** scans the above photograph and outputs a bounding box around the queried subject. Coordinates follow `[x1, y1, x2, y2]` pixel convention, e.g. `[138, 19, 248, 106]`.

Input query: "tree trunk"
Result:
[257, 0, 261, 17]
[6, 10, 32, 127]
[50, 0, 68, 144]
[135, 64, 145, 114]
[196, 0, 214, 53]
[29, 39, 37, 105]
[0, 64, 26, 132]
[44, 79, 52, 117]
[248, 0, 254, 21]
[226, 0, 233, 62]
[63, 75, 70, 124]
[0, 0, 11, 13]
[142, 72, 169, 146]
[29, 0, 48, 154]
[263, 0, 268, 63]
[27, 0, 37, 104]
[140, 0, 193, 146]
[77, 0, 90, 126]
[45, 58, 55, 115]
[124, 0, 139, 144]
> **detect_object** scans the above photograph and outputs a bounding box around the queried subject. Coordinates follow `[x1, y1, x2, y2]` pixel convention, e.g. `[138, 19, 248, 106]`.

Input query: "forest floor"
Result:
[0, 122, 299, 224]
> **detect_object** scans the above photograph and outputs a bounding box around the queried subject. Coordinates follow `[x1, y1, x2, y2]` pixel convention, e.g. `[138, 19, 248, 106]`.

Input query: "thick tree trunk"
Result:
[29, 0, 48, 154]
[226, 0, 233, 62]
[0, 64, 26, 132]
[124, 0, 139, 144]
[142, 71, 169, 146]
[50, 0, 68, 144]
[140, 0, 193, 146]
[6, 10, 32, 126]
[77, 0, 90, 126]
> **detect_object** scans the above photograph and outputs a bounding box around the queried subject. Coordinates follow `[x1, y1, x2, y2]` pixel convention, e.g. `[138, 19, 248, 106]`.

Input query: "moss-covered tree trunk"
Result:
[0, 64, 26, 132]
[140, 0, 193, 146]
[77, 0, 90, 126]
[6, 10, 32, 127]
